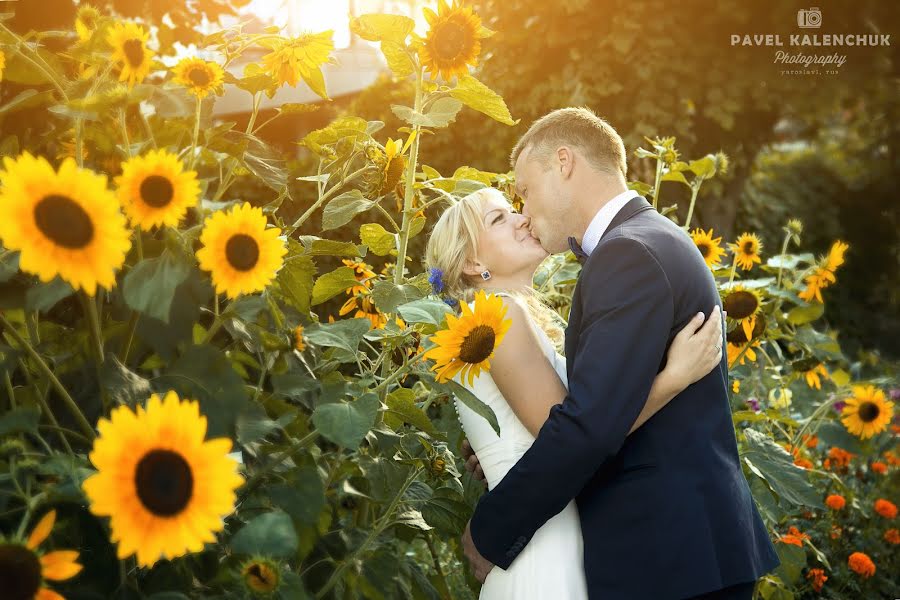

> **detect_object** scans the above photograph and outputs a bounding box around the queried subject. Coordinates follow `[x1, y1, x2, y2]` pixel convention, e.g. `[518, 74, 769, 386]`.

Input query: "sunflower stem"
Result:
[288, 166, 369, 232]
[683, 178, 704, 231]
[238, 430, 320, 502]
[0, 312, 96, 440]
[393, 65, 425, 287]
[775, 231, 792, 289]
[119, 108, 132, 157]
[83, 292, 105, 363]
[651, 154, 664, 210]
[246, 92, 262, 134]
[35, 382, 74, 454]
[0, 24, 69, 100]
[728, 255, 739, 285]
[119, 310, 140, 365]
[189, 95, 202, 170]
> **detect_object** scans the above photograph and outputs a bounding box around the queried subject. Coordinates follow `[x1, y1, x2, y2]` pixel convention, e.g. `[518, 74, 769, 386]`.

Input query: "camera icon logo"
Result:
[797, 7, 822, 28]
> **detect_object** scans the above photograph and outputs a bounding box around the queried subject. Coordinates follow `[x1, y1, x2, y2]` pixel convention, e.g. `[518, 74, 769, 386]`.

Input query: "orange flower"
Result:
[806, 568, 827, 593]
[871, 461, 887, 474]
[884, 528, 900, 544]
[777, 526, 809, 547]
[825, 494, 846, 510]
[885, 449, 900, 467]
[874, 498, 897, 519]
[794, 457, 813, 470]
[802, 433, 819, 449]
[781, 443, 801, 459]
[848, 552, 875, 578]
[830, 524, 842, 539]
[823, 458, 832, 470]
[827, 447, 854, 468]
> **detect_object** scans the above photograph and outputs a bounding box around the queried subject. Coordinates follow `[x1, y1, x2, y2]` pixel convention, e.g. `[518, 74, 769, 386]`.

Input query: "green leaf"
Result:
[349, 13, 415, 42]
[24, 277, 73, 313]
[385, 388, 436, 434]
[742, 428, 822, 509]
[304, 318, 372, 354]
[688, 155, 717, 178]
[275, 254, 316, 314]
[0, 251, 18, 283]
[311, 266, 359, 305]
[392, 97, 463, 129]
[271, 373, 321, 400]
[322, 190, 374, 231]
[381, 40, 414, 77]
[774, 542, 806, 585]
[371, 280, 424, 314]
[312, 393, 379, 448]
[236, 404, 280, 445]
[421, 488, 469, 535]
[450, 75, 519, 126]
[397, 299, 452, 326]
[437, 379, 499, 435]
[230, 511, 299, 558]
[297, 236, 363, 257]
[100, 354, 151, 408]
[766, 253, 815, 269]
[0, 406, 40, 437]
[122, 252, 191, 324]
[813, 420, 864, 454]
[360, 223, 396, 256]
[787, 303, 824, 326]
[269, 468, 326, 525]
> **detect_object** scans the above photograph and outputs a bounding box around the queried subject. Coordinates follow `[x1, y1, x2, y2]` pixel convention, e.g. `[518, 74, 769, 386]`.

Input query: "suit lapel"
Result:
[597, 195, 654, 244]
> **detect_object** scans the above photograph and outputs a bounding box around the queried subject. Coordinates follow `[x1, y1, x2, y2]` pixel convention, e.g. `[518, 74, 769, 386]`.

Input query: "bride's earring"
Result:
[481, 270, 492, 281]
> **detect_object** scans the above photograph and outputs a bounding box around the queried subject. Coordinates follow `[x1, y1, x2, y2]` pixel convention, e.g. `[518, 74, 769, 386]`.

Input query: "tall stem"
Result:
[0, 313, 95, 439]
[289, 166, 369, 232]
[651, 156, 664, 210]
[683, 178, 703, 231]
[775, 231, 792, 289]
[394, 65, 425, 286]
[189, 96, 202, 170]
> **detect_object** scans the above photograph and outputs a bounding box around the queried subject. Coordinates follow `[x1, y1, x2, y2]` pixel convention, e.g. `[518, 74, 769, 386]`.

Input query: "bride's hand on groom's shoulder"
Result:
[461, 439, 487, 487]
[665, 305, 726, 389]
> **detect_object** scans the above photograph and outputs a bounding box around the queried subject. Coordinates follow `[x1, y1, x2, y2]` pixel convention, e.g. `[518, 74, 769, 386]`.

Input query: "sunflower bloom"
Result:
[840, 385, 894, 440]
[196, 203, 287, 299]
[727, 340, 760, 368]
[294, 325, 307, 352]
[365, 138, 407, 202]
[825, 494, 845, 510]
[172, 57, 225, 99]
[805, 568, 827, 593]
[419, 0, 483, 81]
[82, 391, 243, 567]
[874, 498, 897, 519]
[0, 510, 82, 600]
[342, 259, 377, 295]
[260, 32, 334, 98]
[0, 153, 131, 296]
[241, 557, 281, 595]
[723, 285, 762, 340]
[75, 5, 102, 42]
[799, 240, 849, 303]
[116, 149, 200, 229]
[340, 292, 388, 329]
[728, 232, 762, 271]
[690, 228, 726, 269]
[108, 21, 154, 87]
[848, 552, 875, 578]
[800, 363, 829, 390]
[424, 290, 512, 386]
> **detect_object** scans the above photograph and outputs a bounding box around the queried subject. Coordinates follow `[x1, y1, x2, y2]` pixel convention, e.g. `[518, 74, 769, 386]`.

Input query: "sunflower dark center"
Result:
[696, 242, 711, 258]
[434, 20, 471, 59]
[742, 240, 755, 254]
[188, 67, 212, 87]
[123, 39, 145, 68]
[459, 324, 496, 364]
[140, 175, 175, 208]
[245, 563, 277, 592]
[858, 401, 880, 423]
[723, 290, 758, 320]
[135, 449, 193, 517]
[34, 194, 94, 249]
[225, 234, 260, 271]
[0, 544, 42, 600]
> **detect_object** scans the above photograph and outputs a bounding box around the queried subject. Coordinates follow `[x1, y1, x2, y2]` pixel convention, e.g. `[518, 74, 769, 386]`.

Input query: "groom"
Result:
[460, 107, 780, 599]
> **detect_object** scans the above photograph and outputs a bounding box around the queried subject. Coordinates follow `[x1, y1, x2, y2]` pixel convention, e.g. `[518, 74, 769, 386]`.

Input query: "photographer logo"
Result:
[797, 7, 823, 29]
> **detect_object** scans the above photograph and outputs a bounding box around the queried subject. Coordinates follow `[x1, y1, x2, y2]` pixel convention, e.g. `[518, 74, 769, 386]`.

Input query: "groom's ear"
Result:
[556, 146, 575, 179]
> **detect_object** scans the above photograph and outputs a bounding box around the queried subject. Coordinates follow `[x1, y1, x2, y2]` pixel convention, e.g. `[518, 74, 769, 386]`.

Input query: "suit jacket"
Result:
[469, 196, 780, 599]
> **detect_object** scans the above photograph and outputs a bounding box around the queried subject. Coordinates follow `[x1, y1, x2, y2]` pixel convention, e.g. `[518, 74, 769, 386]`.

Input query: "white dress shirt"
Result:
[581, 189, 640, 256]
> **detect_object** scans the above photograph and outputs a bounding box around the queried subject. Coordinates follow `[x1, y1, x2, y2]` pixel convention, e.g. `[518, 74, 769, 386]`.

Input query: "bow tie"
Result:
[568, 236, 588, 265]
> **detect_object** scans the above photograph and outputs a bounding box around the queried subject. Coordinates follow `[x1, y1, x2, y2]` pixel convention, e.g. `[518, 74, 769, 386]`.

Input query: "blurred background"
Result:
[4, 0, 899, 359]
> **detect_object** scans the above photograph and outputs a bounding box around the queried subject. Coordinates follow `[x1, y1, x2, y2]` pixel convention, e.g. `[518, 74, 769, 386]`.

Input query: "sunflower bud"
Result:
[787, 219, 803, 235]
[0, 439, 26, 458]
[241, 557, 281, 596]
[430, 457, 447, 476]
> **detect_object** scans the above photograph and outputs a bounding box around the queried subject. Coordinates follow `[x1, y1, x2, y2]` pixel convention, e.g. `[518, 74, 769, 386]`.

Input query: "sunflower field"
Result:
[0, 2, 897, 599]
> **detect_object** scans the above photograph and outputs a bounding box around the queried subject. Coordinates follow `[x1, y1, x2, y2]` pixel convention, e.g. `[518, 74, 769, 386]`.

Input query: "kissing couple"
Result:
[423, 107, 780, 599]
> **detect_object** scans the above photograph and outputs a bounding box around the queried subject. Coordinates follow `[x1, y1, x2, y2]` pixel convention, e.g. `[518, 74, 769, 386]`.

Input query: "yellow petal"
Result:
[36, 588, 66, 600]
[27, 510, 56, 549]
[41, 550, 83, 580]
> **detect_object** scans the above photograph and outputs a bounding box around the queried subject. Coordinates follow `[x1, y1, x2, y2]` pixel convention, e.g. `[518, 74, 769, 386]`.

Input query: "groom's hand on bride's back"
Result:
[461, 439, 487, 487]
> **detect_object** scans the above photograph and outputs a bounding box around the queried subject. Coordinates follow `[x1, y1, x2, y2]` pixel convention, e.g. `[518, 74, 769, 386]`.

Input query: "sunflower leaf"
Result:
[0, 406, 40, 436]
[230, 511, 299, 558]
[274, 254, 316, 314]
[311, 266, 359, 305]
[435, 378, 500, 435]
[312, 393, 380, 449]
[397, 298, 453, 326]
[360, 222, 396, 256]
[391, 98, 463, 129]
[386, 388, 437, 435]
[450, 75, 519, 126]
[742, 428, 822, 509]
[122, 251, 191, 324]
[371, 280, 424, 314]
[304, 318, 372, 354]
[322, 190, 374, 231]
[349, 14, 415, 42]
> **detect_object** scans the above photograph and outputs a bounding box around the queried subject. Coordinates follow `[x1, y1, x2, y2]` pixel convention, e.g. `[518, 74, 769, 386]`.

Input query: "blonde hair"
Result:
[424, 187, 565, 351]
[510, 106, 627, 178]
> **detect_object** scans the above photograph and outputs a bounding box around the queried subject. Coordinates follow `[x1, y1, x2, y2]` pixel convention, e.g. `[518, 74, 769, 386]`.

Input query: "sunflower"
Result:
[690, 228, 726, 269]
[342, 258, 377, 295]
[0, 510, 82, 600]
[172, 57, 225, 99]
[723, 285, 762, 340]
[260, 32, 334, 98]
[82, 391, 243, 567]
[798, 240, 849, 303]
[727, 340, 760, 368]
[419, 0, 483, 81]
[241, 557, 281, 595]
[798, 361, 829, 390]
[826, 240, 849, 271]
[75, 5, 102, 43]
[108, 21, 154, 87]
[115, 149, 200, 229]
[196, 203, 287, 299]
[0, 153, 131, 296]
[840, 385, 894, 439]
[365, 138, 407, 201]
[340, 291, 388, 329]
[728, 232, 762, 271]
[293, 324, 306, 352]
[424, 290, 512, 386]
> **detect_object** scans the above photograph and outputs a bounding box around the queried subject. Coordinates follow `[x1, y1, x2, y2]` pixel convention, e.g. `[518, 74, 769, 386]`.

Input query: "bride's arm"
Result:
[491, 298, 723, 438]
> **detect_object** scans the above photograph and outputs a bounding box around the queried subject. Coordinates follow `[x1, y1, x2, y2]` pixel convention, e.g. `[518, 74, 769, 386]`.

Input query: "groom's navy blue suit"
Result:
[469, 196, 780, 599]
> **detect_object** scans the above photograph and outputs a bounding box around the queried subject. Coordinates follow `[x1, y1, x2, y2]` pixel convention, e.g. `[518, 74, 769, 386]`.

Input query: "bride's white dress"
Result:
[454, 297, 588, 600]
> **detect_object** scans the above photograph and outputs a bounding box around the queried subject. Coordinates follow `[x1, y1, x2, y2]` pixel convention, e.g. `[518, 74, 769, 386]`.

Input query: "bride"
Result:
[424, 187, 725, 599]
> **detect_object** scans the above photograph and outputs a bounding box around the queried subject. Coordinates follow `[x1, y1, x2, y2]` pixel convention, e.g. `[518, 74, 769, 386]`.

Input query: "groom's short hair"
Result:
[510, 107, 627, 178]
